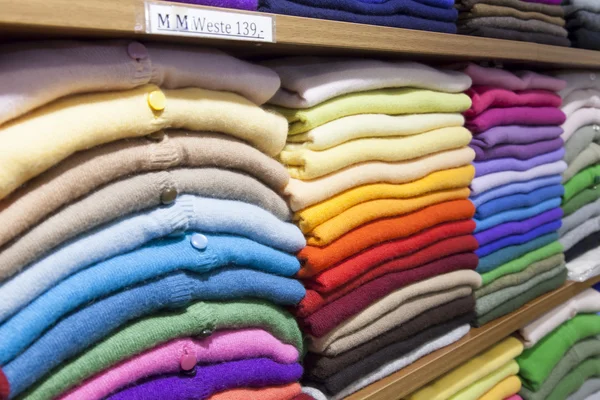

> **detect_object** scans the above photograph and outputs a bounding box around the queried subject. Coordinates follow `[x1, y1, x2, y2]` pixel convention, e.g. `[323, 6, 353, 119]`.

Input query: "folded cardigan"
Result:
[452, 361, 519, 400]
[297, 199, 475, 276]
[475, 208, 563, 246]
[562, 88, 600, 117]
[295, 166, 474, 228]
[473, 147, 565, 177]
[567, 10, 600, 32]
[556, 70, 600, 100]
[0, 131, 290, 251]
[470, 175, 563, 207]
[458, 3, 565, 25]
[258, 1, 458, 34]
[459, 16, 568, 37]
[470, 125, 563, 149]
[6, 300, 303, 399]
[0, 197, 303, 322]
[197, 384, 301, 400]
[107, 358, 302, 400]
[481, 376, 522, 400]
[470, 161, 567, 195]
[565, 378, 600, 400]
[571, 28, 600, 51]
[297, 253, 479, 337]
[474, 184, 564, 218]
[459, 25, 571, 46]
[456, 0, 564, 16]
[563, 0, 600, 15]
[307, 270, 481, 354]
[560, 197, 600, 236]
[408, 337, 523, 400]
[563, 164, 600, 203]
[560, 214, 600, 252]
[303, 296, 475, 378]
[280, 127, 472, 179]
[0, 85, 288, 200]
[271, 88, 471, 135]
[463, 63, 566, 92]
[546, 357, 600, 400]
[562, 185, 600, 216]
[565, 125, 600, 165]
[476, 220, 562, 257]
[562, 108, 600, 142]
[264, 58, 471, 109]
[286, 113, 465, 150]
[0, 40, 279, 125]
[465, 86, 562, 118]
[473, 138, 564, 163]
[565, 230, 600, 262]
[286, 147, 475, 211]
[474, 198, 562, 232]
[563, 142, 600, 183]
[466, 107, 566, 134]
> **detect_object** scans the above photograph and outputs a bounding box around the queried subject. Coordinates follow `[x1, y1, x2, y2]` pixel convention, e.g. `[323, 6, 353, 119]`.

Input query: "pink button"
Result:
[127, 42, 148, 60]
[180, 353, 196, 371]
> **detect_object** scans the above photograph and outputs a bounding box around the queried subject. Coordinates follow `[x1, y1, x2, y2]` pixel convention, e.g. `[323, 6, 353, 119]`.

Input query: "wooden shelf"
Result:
[346, 276, 600, 400]
[3, 0, 600, 68]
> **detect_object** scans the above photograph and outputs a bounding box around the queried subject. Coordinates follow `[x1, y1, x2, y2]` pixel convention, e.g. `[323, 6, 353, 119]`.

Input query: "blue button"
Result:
[190, 233, 208, 250]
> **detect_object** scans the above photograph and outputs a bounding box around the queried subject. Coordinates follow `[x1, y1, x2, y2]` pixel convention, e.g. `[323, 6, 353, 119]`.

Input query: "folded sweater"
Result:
[565, 378, 600, 400]
[450, 361, 520, 400]
[457, 0, 564, 16]
[474, 184, 564, 218]
[563, 164, 600, 203]
[480, 376, 522, 400]
[459, 25, 570, 46]
[562, 107, 600, 142]
[564, 142, 600, 183]
[472, 137, 564, 161]
[565, 230, 600, 262]
[474, 198, 562, 232]
[546, 358, 600, 400]
[474, 147, 565, 177]
[0, 85, 287, 200]
[556, 70, 600, 100]
[167, 0, 257, 10]
[476, 220, 562, 257]
[470, 125, 563, 149]
[560, 197, 600, 236]
[560, 214, 600, 252]
[465, 86, 562, 118]
[459, 16, 568, 37]
[470, 161, 567, 195]
[463, 63, 566, 91]
[458, 3, 565, 25]
[562, 89, 600, 118]
[566, 240, 600, 281]
[264, 58, 471, 109]
[470, 175, 562, 207]
[563, 0, 600, 16]
[466, 107, 566, 134]
[567, 10, 600, 33]
[562, 185, 600, 216]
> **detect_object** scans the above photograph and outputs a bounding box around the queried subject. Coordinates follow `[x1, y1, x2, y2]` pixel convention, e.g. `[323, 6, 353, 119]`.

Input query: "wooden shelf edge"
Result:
[346, 276, 600, 400]
[3, 0, 600, 67]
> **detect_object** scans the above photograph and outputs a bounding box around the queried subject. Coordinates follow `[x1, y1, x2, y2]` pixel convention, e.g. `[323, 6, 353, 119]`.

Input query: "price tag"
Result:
[145, 2, 275, 42]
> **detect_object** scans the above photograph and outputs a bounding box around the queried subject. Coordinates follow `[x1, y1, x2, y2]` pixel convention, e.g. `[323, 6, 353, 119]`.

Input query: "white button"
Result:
[591, 73, 597, 81]
[190, 233, 208, 250]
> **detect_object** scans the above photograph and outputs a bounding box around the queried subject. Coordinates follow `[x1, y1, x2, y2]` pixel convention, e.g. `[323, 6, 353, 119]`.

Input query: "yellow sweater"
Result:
[479, 376, 522, 400]
[295, 165, 475, 232]
[450, 361, 519, 400]
[0, 84, 287, 200]
[407, 337, 523, 400]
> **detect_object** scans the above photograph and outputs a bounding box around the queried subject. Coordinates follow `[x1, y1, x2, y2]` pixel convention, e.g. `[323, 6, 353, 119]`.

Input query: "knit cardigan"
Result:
[285, 147, 475, 212]
[0, 85, 288, 200]
[0, 197, 303, 321]
[450, 361, 520, 400]
[59, 329, 300, 400]
[562, 186, 600, 216]
[470, 161, 567, 195]
[470, 125, 563, 150]
[565, 378, 600, 400]
[408, 337, 523, 400]
[457, 0, 564, 16]
[564, 164, 600, 203]
[264, 58, 471, 109]
[563, 142, 600, 182]
[481, 376, 522, 400]
[546, 358, 600, 400]
[560, 214, 600, 252]
[477, 233, 559, 273]
[474, 199, 562, 232]
[466, 107, 566, 134]
[565, 125, 600, 165]
[476, 220, 562, 258]
[465, 87, 562, 118]
[560, 198, 600, 236]
[0, 131, 290, 250]
[470, 175, 563, 207]
[474, 184, 564, 219]
[0, 40, 280, 125]
[562, 89, 600, 118]
[463, 63, 566, 91]
[556, 70, 600, 99]
[471, 137, 565, 162]
[7, 300, 303, 399]
[473, 148, 565, 177]
[0, 268, 305, 367]
[562, 108, 600, 142]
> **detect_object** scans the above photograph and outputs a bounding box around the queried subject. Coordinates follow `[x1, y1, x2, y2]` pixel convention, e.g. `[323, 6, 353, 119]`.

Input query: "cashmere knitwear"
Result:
[480, 241, 563, 285]
[458, 3, 565, 25]
[297, 199, 475, 276]
[0, 196, 303, 320]
[466, 107, 566, 134]
[450, 361, 520, 400]
[470, 125, 563, 149]
[295, 166, 474, 226]
[546, 358, 600, 400]
[518, 314, 600, 391]
[475, 208, 564, 246]
[472, 137, 564, 162]
[564, 164, 600, 202]
[562, 108, 600, 142]
[457, 0, 564, 16]
[0, 268, 305, 367]
[563, 0, 600, 16]
[556, 70, 600, 99]
[473, 148, 565, 177]
[565, 378, 600, 400]
[59, 330, 299, 400]
[169, 0, 257, 10]
[480, 376, 522, 400]
[0, 131, 289, 250]
[460, 16, 567, 36]
[470, 161, 567, 195]
[562, 89, 600, 118]
[286, 113, 465, 150]
[271, 88, 472, 136]
[475, 254, 564, 298]
[474, 198, 562, 232]
[106, 358, 302, 400]
[477, 233, 558, 273]
[458, 26, 570, 46]
[264, 58, 471, 108]
[0, 171, 292, 279]
[475, 268, 567, 326]
[304, 220, 475, 289]
[303, 296, 475, 380]
[474, 184, 564, 218]
[297, 252, 479, 336]
[408, 337, 523, 400]
[307, 270, 481, 354]
[560, 197, 600, 236]
[563, 142, 600, 183]
[465, 86, 562, 118]
[570, 29, 600, 51]
[463, 63, 567, 91]
[0, 40, 280, 125]
[476, 220, 562, 257]
[470, 175, 563, 207]
[560, 214, 600, 252]
[205, 384, 302, 400]
[10, 300, 303, 399]
[285, 147, 475, 211]
[0, 85, 287, 200]
[280, 127, 472, 179]
[562, 185, 600, 216]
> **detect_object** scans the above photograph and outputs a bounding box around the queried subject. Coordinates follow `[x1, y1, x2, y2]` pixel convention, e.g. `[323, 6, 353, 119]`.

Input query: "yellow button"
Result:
[148, 90, 166, 112]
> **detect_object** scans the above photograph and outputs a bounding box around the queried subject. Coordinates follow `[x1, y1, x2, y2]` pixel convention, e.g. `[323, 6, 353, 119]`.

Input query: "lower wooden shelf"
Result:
[346, 276, 600, 400]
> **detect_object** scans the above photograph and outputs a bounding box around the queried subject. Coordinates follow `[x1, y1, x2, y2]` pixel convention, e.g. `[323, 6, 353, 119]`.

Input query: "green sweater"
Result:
[548, 357, 600, 400]
[517, 314, 600, 391]
[480, 242, 563, 286]
[563, 164, 600, 203]
[19, 300, 303, 400]
[519, 338, 600, 400]
[562, 185, 600, 216]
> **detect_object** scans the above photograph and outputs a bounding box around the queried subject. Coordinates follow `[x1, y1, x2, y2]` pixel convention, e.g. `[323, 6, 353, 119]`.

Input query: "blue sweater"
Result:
[470, 175, 563, 208]
[474, 198, 562, 233]
[475, 220, 562, 257]
[476, 233, 559, 273]
[2, 268, 304, 393]
[475, 185, 565, 219]
[0, 233, 299, 369]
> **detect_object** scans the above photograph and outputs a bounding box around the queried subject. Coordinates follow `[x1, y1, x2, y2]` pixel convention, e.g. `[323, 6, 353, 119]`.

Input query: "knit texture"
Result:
[459, 3, 565, 25]
[473, 148, 565, 177]
[565, 230, 600, 262]
[474, 199, 562, 232]
[465, 86, 562, 117]
[466, 107, 566, 134]
[458, 25, 570, 46]
[450, 361, 520, 400]
[463, 63, 567, 91]
[562, 108, 600, 142]
[474, 184, 564, 219]
[563, 142, 600, 183]
[560, 197, 600, 236]
[476, 220, 562, 257]
[563, 185, 600, 216]
[565, 378, 600, 400]
[470, 161, 567, 195]
[560, 214, 600, 252]
[565, 125, 600, 165]
[562, 89, 600, 117]
[477, 233, 559, 273]
[471, 125, 563, 150]
[564, 164, 600, 203]
[480, 376, 521, 400]
[206, 384, 301, 400]
[472, 137, 564, 162]
[470, 175, 563, 207]
[547, 358, 600, 400]
[457, 0, 564, 15]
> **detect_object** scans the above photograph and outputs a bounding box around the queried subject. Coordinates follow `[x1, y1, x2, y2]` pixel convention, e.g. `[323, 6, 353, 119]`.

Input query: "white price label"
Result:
[145, 2, 275, 42]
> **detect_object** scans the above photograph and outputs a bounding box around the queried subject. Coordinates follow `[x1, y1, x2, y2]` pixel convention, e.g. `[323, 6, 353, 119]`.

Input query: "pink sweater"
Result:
[463, 63, 566, 92]
[465, 86, 562, 118]
[59, 329, 299, 400]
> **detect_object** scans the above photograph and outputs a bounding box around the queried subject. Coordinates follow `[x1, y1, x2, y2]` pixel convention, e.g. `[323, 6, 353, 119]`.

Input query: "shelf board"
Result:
[2, 0, 600, 67]
[346, 276, 600, 400]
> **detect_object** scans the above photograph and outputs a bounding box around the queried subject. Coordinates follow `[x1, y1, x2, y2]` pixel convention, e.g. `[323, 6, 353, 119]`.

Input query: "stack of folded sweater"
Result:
[456, 0, 569, 46]
[463, 63, 568, 327]
[406, 337, 525, 400]
[556, 70, 600, 282]
[518, 306, 600, 400]
[167, 0, 257, 10]
[563, 0, 600, 50]
[266, 57, 481, 399]
[0, 41, 307, 400]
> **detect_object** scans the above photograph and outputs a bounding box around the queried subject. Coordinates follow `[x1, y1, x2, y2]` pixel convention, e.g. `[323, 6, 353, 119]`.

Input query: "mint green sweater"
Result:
[548, 357, 600, 400]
